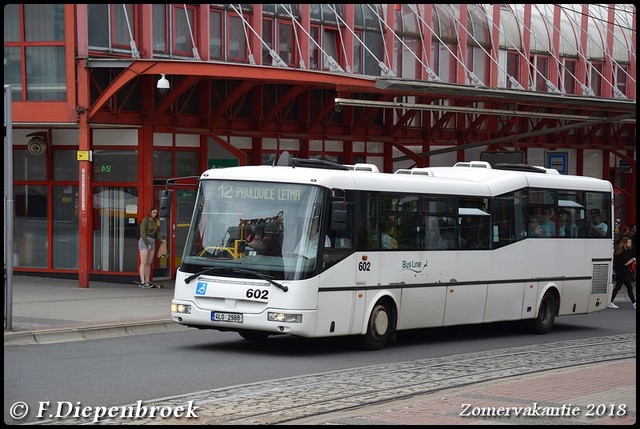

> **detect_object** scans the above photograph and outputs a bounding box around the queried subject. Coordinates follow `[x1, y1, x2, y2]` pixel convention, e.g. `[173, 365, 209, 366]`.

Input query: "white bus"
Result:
[171, 158, 614, 349]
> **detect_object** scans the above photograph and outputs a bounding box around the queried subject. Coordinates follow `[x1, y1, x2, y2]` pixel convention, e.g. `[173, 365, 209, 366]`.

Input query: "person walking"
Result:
[138, 207, 165, 288]
[631, 224, 637, 281]
[608, 236, 636, 309]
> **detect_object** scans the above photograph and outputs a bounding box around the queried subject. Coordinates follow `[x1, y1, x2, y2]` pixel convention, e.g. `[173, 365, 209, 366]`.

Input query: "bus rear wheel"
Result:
[357, 300, 394, 350]
[526, 292, 556, 334]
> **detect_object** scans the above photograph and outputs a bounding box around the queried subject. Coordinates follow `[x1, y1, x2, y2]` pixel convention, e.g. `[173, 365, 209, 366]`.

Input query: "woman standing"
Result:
[609, 236, 636, 309]
[138, 207, 164, 288]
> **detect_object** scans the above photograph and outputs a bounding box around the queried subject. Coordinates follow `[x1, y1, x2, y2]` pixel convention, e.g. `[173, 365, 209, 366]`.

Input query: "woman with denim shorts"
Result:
[138, 207, 164, 288]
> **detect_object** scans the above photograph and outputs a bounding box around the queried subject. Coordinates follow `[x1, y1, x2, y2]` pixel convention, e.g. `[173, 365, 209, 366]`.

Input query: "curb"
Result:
[4, 319, 189, 346]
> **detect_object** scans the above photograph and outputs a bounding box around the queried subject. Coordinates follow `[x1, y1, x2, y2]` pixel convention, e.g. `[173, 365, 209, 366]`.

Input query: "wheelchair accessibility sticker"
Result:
[195, 282, 207, 295]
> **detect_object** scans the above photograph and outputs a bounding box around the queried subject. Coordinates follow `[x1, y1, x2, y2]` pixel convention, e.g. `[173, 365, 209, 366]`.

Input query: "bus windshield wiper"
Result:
[229, 268, 288, 292]
[184, 266, 288, 292]
[184, 267, 223, 284]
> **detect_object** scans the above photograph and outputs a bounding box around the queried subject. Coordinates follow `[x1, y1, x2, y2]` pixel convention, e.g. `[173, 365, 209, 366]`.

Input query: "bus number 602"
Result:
[358, 261, 371, 271]
[246, 289, 269, 299]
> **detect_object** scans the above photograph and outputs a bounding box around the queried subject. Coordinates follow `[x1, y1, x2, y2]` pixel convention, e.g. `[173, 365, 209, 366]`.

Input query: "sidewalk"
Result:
[283, 359, 636, 425]
[4, 275, 183, 345]
[4, 275, 636, 425]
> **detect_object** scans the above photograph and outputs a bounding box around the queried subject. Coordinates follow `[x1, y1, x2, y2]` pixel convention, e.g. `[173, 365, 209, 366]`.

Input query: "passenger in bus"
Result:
[527, 216, 544, 237]
[441, 229, 458, 248]
[246, 224, 271, 254]
[539, 208, 556, 237]
[558, 210, 577, 237]
[381, 218, 398, 250]
[588, 209, 608, 237]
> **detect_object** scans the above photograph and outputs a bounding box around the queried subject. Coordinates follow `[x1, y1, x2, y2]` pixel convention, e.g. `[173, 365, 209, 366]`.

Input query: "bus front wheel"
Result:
[526, 292, 556, 334]
[357, 300, 394, 350]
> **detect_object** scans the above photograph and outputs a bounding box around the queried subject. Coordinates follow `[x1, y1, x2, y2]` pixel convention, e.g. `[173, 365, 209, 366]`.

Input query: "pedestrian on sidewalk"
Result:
[631, 224, 637, 281]
[138, 207, 164, 288]
[609, 236, 636, 309]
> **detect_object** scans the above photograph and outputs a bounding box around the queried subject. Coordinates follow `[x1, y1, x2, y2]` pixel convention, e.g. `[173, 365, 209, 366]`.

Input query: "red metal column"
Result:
[300, 4, 310, 69]
[384, 4, 395, 72]
[198, 4, 210, 61]
[250, 4, 263, 65]
[602, 5, 615, 99]
[576, 5, 590, 94]
[421, 5, 433, 81]
[344, 5, 354, 72]
[548, 5, 561, 88]
[77, 59, 91, 288]
[139, 4, 153, 58]
[488, 5, 501, 88]
[457, 4, 468, 85]
[520, 5, 532, 88]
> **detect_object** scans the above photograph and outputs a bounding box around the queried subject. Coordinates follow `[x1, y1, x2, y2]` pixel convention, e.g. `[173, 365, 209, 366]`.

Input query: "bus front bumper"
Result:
[171, 299, 318, 337]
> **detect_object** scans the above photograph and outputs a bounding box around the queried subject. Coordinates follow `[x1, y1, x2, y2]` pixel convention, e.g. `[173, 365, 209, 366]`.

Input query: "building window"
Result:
[278, 22, 294, 66]
[13, 148, 46, 181]
[353, 30, 363, 74]
[154, 150, 200, 178]
[174, 5, 197, 55]
[14, 185, 49, 268]
[88, 4, 138, 53]
[153, 4, 168, 53]
[152, 4, 199, 59]
[25, 47, 66, 101]
[363, 31, 384, 76]
[4, 4, 66, 101]
[433, 41, 455, 83]
[615, 64, 628, 97]
[506, 51, 520, 89]
[262, 18, 295, 67]
[262, 18, 274, 64]
[176, 151, 199, 176]
[228, 15, 247, 61]
[310, 25, 320, 70]
[53, 149, 79, 181]
[209, 9, 223, 59]
[533, 55, 549, 92]
[92, 186, 139, 273]
[397, 38, 420, 80]
[563, 58, 577, 95]
[53, 186, 79, 269]
[590, 61, 604, 96]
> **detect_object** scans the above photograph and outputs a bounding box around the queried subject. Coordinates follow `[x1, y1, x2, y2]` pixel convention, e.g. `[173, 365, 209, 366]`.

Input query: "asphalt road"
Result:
[4, 308, 636, 424]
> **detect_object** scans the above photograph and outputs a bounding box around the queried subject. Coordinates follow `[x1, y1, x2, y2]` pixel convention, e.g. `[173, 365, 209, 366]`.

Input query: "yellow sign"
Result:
[77, 150, 90, 161]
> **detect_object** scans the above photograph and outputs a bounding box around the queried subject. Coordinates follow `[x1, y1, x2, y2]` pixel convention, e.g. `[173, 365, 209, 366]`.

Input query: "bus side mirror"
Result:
[331, 200, 347, 232]
[159, 189, 173, 218]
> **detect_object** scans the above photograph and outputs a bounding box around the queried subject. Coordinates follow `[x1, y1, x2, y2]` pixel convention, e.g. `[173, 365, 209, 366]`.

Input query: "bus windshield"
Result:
[182, 179, 327, 280]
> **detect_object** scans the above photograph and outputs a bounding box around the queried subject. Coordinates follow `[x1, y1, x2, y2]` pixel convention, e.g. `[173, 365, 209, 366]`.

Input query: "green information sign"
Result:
[208, 159, 239, 169]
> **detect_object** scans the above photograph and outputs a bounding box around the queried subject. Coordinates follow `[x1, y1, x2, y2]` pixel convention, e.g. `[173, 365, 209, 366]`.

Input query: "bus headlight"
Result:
[268, 312, 302, 323]
[171, 303, 191, 314]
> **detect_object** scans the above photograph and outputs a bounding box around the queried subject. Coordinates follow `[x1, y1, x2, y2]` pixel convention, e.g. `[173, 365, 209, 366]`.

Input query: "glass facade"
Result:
[14, 185, 48, 268]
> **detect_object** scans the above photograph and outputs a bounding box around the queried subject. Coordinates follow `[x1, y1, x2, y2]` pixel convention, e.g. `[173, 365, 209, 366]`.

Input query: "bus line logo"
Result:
[195, 282, 207, 295]
[401, 259, 428, 274]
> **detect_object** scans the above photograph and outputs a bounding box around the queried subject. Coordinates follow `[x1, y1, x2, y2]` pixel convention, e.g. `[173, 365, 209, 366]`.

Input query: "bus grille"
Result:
[591, 264, 609, 294]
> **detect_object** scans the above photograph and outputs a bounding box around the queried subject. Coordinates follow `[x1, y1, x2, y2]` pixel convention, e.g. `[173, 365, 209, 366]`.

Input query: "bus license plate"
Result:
[211, 311, 243, 323]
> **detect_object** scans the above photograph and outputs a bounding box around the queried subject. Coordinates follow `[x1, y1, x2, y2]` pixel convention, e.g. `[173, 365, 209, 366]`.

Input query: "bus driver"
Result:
[295, 215, 331, 259]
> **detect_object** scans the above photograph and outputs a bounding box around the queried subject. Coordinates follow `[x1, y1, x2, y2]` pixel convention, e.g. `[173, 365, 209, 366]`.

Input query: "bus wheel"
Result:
[357, 300, 393, 350]
[239, 330, 270, 342]
[526, 292, 556, 334]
